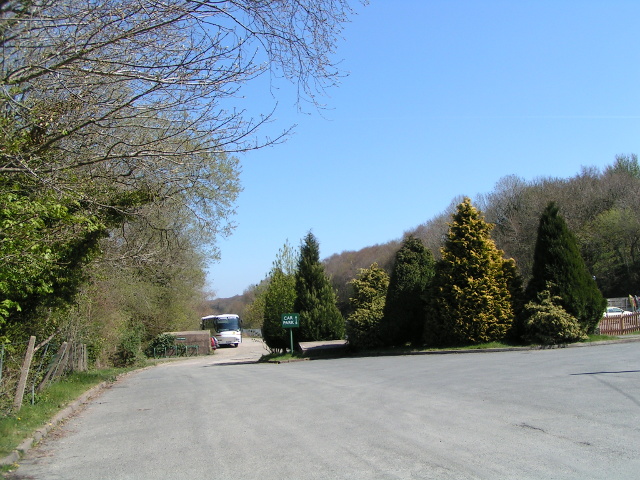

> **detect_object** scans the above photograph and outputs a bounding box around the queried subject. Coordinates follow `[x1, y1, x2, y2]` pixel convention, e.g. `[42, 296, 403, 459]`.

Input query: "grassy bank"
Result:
[260, 334, 624, 362]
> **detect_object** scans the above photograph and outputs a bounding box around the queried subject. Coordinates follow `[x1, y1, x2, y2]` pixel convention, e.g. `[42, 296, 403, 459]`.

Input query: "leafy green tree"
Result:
[381, 235, 435, 347]
[0, 0, 357, 343]
[0, 176, 109, 339]
[525, 202, 606, 333]
[522, 286, 586, 345]
[242, 281, 269, 330]
[346, 263, 389, 350]
[580, 206, 640, 296]
[294, 232, 345, 341]
[424, 198, 515, 346]
[262, 242, 298, 353]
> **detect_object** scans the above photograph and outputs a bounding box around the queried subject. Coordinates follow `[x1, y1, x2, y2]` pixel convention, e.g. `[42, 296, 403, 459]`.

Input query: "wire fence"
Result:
[0, 338, 87, 416]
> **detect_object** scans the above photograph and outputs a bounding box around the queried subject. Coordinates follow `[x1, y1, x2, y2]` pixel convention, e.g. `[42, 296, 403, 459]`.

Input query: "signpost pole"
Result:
[289, 328, 294, 354]
[281, 313, 300, 354]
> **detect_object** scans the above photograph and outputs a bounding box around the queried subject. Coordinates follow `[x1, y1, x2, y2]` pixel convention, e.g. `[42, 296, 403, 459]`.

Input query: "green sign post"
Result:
[281, 313, 300, 353]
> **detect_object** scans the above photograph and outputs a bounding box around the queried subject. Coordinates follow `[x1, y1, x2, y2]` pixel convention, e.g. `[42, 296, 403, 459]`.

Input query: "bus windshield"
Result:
[215, 317, 240, 332]
[201, 314, 241, 333]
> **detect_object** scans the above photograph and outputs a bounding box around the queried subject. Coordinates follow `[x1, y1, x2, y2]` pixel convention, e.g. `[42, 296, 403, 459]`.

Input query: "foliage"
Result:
[242, 281, 269, 329]
[424, 198, 515, 347]
[346, 263, 389, 350]
[525, 202, 606, 334]
[262, 242, 298, 353]
[294, 232, 345, 341]
[382, 235, 435, 347]
[522, 287, 587, 345]
[0, 176, 108, 336]
[581, 206, 640, 295]
[0, 0, 359, 356]
[324, 241, 399, 312]
[111, 322, 145, 368]
[145, 333, 177, 357]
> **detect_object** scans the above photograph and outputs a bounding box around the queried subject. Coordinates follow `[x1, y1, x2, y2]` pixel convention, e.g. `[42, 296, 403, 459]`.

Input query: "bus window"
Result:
[201, 314, 242, 347]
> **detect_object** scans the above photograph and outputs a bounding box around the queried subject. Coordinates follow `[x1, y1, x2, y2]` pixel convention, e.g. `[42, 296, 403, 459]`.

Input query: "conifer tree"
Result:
[382, 235, 435, 347]
[346, 263, 389, 350]
[424, 198, 515, 346]
[525, 202, 606, 333]
[294, 232, 345, 341]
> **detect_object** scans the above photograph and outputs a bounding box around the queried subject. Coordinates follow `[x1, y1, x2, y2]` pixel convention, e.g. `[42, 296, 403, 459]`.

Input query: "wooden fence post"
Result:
[13, 336, 36, 412]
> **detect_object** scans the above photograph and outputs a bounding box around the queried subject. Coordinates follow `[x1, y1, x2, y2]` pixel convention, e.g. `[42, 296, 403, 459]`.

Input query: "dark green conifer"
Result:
[294, 232, 345, 341]
[525, 202, 606, 333]
[382, 235, 434, 347]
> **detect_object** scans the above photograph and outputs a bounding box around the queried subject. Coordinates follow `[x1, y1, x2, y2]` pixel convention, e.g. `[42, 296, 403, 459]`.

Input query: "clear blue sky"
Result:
[206, 0, 640, 298]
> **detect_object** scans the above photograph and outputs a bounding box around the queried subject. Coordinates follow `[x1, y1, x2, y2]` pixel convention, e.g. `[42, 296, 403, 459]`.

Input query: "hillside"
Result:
[207, 156, 640, 323]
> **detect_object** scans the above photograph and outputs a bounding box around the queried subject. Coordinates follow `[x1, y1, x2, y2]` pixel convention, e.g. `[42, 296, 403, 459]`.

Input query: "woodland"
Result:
[0, 0, 359, 370]
[2, 0, 639, 370]
[229, 155, 640, 325]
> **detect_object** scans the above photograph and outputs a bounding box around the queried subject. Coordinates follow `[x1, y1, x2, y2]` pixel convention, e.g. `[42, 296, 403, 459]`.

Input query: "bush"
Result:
[145, 333, 176, 357]
[346, 263, 389, 350]
[112, 324, 145, 367]
[523, 288, 587, 345]
[347, 305, 386, 350]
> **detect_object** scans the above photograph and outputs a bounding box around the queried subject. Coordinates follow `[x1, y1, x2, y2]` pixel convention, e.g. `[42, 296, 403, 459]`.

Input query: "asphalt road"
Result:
[7, 341, 640, 480]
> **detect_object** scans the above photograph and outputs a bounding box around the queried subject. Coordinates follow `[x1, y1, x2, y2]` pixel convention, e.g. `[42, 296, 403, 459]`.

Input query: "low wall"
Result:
[167, 331, 211, 355]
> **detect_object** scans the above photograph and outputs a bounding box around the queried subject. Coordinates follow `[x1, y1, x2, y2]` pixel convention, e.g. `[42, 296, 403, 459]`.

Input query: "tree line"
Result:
[319, 155, 640, 306]
[255, 196, 606, 352]
[251, 156, 640, 351]
[0, 0, 360, 366]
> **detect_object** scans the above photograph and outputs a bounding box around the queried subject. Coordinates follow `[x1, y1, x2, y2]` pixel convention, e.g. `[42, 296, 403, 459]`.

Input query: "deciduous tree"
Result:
[262, 241, 298, 353]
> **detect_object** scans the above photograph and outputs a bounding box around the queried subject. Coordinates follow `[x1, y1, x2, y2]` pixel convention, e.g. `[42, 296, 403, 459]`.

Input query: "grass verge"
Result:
[259, 334, 627, 362]
[0, 368, 130, 464]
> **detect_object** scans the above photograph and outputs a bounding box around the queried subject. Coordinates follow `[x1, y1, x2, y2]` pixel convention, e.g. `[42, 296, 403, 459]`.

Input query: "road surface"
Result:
[7, 341, 640, 479]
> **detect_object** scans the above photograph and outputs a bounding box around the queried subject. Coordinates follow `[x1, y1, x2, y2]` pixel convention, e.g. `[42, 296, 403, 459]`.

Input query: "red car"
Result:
[210, 336, 219, 350]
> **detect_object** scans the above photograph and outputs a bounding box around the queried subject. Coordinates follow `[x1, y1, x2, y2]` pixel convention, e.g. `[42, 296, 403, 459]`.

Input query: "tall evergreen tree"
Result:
[424, 198, 515, 346]
[262, 242, 298, 352]
[346, 263, 389, 350]
[525, 202, 606, 333]
[294, 232, 345, 341]
[382, 235, 435, 347]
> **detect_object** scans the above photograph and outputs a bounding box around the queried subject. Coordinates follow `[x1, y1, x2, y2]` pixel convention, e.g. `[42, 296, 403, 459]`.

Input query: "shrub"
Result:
[112, 323, 145, 367]
[145, 333, 176, 357]
[523, 288, 587, 345]
[346, 263, 389, 350]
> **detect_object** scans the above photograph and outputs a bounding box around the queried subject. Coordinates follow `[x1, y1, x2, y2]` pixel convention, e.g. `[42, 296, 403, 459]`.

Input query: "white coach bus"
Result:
[201, 314, 242, 347]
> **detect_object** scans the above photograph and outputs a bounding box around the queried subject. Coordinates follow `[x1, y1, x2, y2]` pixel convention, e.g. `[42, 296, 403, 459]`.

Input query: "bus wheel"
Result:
[233, 343, 238, 348]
